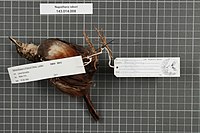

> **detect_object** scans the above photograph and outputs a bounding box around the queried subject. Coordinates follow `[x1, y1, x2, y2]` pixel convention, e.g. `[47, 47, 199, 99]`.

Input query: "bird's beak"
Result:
[9, 36, 23, 48]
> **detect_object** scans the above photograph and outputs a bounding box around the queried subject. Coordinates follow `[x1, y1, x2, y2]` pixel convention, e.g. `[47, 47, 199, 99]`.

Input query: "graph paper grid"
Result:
[0, 0, 200, 132]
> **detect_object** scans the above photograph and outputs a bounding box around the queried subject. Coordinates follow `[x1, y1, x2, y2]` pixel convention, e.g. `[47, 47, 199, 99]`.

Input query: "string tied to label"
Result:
[83, 46, 114, 68]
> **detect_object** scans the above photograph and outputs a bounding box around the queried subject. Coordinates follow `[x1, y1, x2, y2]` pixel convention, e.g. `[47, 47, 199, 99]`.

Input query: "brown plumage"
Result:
[9, 28, 112, 121]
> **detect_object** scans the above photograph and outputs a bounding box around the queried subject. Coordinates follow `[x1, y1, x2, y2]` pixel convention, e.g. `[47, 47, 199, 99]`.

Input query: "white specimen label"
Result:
[114, 57, 180, 77]
[8, 56, 86, 84]
[40, 3, 93, 14]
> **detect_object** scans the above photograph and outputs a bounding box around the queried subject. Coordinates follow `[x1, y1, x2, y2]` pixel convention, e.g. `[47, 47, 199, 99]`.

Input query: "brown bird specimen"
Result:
[9, 28, 113, 121]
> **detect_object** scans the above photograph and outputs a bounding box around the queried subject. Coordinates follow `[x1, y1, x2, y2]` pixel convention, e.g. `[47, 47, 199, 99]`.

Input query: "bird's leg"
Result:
[82, 28, 114, 68]
[94, 27, 114, 68]
[94, 27, 113, 59]
[83, 31, 98, 69]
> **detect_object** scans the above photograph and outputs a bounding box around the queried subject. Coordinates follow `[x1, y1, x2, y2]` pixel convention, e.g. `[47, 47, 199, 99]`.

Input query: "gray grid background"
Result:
[0, 0, 200, 132]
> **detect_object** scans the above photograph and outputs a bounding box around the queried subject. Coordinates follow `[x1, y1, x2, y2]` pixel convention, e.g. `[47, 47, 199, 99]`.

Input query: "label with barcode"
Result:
[40, 3, 93, 14]
[8, 56, 86, 84]
[114, 57, 180, 77]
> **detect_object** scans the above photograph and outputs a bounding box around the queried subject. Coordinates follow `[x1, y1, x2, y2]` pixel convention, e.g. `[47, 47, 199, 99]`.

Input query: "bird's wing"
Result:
[49, 74, 92, 96]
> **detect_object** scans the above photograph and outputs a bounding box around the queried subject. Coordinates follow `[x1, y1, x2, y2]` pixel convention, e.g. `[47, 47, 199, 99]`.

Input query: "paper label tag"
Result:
[114, 57, 180, 77]
[8, 56, 86, 84]
[40, 3, 93, 14]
